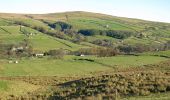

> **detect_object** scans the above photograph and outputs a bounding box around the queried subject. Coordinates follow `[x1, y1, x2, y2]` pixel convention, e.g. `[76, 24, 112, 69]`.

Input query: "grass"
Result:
[0, 80, 8, 91]
[0, 18, 12, 26]
[96, 55, 168, 67]
[0, 26, 26, 44]
[87, 35, 118, 42]
[140, 50, 170, 58]
[1, 11, 170, 38]
[29, 32, 86, 52]
[69, 17, 135, 30]
[14, 18, 50, 29]
[122, 92, 170, 100]
[123, 37, 154, 45]
[0, 80, 42, 98]
[0, 57, 111, 76]
[75, 55, 168, 68]
[0, 11, 170, 99]
[0, 55, 167, 77]
[0, 26, 87, 52]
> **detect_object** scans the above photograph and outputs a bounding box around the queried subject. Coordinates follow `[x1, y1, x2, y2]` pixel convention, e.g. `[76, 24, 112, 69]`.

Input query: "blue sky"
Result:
[0, 0, 170, 22]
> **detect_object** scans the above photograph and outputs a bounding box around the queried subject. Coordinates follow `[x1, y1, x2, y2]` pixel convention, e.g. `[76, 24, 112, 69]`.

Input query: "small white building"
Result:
[35, 53, 44, 57]
[15, 61, 18, 64]
[80, 54, 85, 57]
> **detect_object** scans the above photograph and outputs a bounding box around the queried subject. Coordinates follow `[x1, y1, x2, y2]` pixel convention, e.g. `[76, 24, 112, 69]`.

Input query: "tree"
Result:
[48, 49, 65, 59]
[49, 21, 72, 31]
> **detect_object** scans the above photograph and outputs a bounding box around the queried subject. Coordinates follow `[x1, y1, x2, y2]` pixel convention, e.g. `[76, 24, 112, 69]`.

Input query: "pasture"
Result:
[0, 55, 168, 77]
[0, 11, 170, 99]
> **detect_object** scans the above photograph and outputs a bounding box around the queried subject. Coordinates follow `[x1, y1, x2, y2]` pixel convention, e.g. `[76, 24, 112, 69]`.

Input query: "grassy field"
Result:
[13, 18, 50, 29]
[0, 57, 110, 76]
[0, 80, 42, 99]
[74, 55, 168, 68]
[0, 26, 25, 44]
[69, 17, 135, 30]
[140, 50, 170, 58]
[0, 80, 8, 91]
[29, 31, 85, 51]
[123, 92, 170, 100]
[0, 26, 87, 52]
[0, 18, 12, 26]
[0, 12, 170, 52]
[0, 55, 168, 77]
[0, 11, 170, 99]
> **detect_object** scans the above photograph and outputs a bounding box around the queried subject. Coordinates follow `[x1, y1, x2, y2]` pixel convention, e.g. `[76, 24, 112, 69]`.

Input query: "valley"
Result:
[0, 11, 170, 99]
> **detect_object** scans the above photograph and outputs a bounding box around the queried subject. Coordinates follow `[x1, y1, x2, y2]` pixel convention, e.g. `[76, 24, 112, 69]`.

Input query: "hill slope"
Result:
[0, 11, 170, 53]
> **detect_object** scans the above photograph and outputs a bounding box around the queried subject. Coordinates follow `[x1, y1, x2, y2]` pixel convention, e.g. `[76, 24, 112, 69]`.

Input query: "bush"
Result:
[48, 49, 65, 59]
[75, 47, 118, 57]
[78, 29, 134, 39]
[33, 26, 48, 33]
[49, 21, 72, 31]
[92, 39, 113, 47]
[78, 29, 100, 36]
[106, 30, 133, 39]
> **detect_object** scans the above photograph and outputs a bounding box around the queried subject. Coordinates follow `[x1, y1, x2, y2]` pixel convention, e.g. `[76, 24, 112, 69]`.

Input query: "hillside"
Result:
[0, 11, 170, 99]
[0, 11, 170, 53]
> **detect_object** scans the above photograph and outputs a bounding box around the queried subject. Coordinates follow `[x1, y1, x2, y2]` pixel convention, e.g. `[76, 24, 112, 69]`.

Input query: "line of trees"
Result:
[48, 21, 72, 31]
[74, 47, 118, 57]
[45, 48, 66, 59]
[78, 29, 135, 39]
[118, 41, 170, 54]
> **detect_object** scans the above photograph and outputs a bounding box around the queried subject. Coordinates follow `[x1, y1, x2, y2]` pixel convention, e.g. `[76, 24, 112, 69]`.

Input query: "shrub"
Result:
[92, 39, 113, 47]
[79, 29, 134, 39]
[106, 30, 133, 39]
[49, 21, 72, 31]
[75, 47, 118, 57]
[78, 29, 100, 36]
[48, 49, 65, 59]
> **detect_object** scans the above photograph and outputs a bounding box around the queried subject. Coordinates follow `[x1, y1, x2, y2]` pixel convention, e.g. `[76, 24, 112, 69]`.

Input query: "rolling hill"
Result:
[0, 11, 170, 51]
[0, 11, 170, 99]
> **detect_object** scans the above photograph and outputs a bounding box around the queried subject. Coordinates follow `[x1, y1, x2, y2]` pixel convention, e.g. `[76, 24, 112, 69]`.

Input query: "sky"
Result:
[0, 0, 170, 22]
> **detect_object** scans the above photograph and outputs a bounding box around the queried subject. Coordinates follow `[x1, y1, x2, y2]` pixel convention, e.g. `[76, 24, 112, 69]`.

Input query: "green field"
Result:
[0, 57, 109, 76]
[0, 26, 25, 44]
[29, 31, 84, 51]
[0, 80, 8, 91]
[0, 55, 168, 76]
[0, 11, 170, 99]
[94, 55, 168, 67]
[140, 50, 170, 58]
[0, 26, 87, 52]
